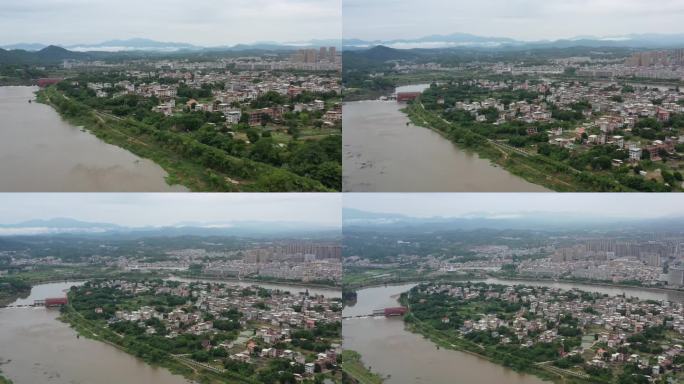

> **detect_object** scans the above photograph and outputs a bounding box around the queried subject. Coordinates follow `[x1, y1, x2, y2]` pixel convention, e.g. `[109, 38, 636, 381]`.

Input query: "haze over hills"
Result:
[0, 38, 342, 66]
[0, 218, 340, 237]
[343, 32, 684, 50]
[342, 208, 684, 232]
[1, 37, 342, 53]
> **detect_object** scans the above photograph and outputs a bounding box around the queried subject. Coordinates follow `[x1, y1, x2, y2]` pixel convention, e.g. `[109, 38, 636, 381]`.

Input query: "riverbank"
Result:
[404, 100, 639, 192]
[175, 272, 340, 290]
[0, 86, 187, 192]
[0, 267, 172, 307]
[59, 301, 258, 384]
[37, 87, 330, 192]
[342, 88, 392, 102]
[402, 310, 589, 383]
[344, 97, 547, 191]
[0, 280, 31, 307]
[345, 271, 684, 297]
[400, 291, 595, 384]
[341, 350, 384, 384]
[343, 283, 552, 384]
[490, 275, 682, 295]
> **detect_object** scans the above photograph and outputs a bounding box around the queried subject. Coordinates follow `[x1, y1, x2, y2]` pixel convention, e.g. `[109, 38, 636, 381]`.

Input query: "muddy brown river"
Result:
[342, 85, 550, 192]
[0, 86, 187, 191]
[343, 284, 549, 383]
[0, 281, 191, 384]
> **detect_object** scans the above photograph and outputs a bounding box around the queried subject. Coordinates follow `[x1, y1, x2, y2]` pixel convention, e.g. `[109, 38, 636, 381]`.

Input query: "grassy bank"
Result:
[177, 272, 341, 290]
[60, 303, 258, 384]
[342, 88, 392, 102]
[343, 266, 481, 290]
[341, 350, 384, 384]
[0, 266, 172, 306]
[401, 309, 593, 384]
[37, 87, 331, 192]
[404, 100, 641, 192]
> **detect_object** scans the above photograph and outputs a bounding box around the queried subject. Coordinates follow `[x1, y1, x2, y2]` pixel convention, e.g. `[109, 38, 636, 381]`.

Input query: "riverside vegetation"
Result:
[37, 80, 341, 192]
[402, 281, 684, 384]
[407, 82, 684, 192]
[60, 279, 342, 384]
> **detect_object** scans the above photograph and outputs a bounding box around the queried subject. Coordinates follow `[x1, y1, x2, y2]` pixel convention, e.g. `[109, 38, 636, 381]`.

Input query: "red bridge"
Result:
[368, 306, 408, 317]
[34, 297, 68, 307]
[36, 78, 63, 88]
[383, 307, 408, 316]
[396, 92, 421, 102]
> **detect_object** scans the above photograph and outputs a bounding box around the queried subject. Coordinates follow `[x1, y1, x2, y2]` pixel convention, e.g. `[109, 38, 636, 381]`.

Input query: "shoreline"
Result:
[350, 277, 684, 383]
[33, 87, 194, 192]
[399, 288, 591, 384]
[489, 275, 681, 296]
[346, 274, 683, 296]
[172, 273, 341, 291]
[401, 315, 576, 384]
[403, 101, 575, 192]
[58, 303, 256, 384]
[1, 273, 339, 309]
[35, 86, 331, 192]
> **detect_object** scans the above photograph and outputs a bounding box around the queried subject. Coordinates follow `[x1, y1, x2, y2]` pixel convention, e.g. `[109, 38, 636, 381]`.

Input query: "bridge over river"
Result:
[342, 306, 407, 320]
[0, 297, 68, 309]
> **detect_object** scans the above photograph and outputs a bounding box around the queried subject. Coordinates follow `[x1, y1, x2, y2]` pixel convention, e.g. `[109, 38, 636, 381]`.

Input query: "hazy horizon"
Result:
[0, 193, 341, 228]
[0, 0, 341, 47]
[344, 193, 684, 220]
[343, 0, 684, 42]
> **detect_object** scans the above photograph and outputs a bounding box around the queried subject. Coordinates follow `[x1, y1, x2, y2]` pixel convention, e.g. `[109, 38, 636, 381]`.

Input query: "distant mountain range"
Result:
[0, 45, 87, 65]
[0, 217, 339, 237]
[0, 38, 341, 66]
[342, 208, 684, 232]
[1, 37, 341, 53]
[343, 32, 684, 50]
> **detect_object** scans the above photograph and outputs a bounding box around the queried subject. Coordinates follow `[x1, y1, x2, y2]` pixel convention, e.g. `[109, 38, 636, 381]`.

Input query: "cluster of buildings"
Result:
[417, 282, 684, 379]
[518, 257, 664, 284]
[291, 47, 338, 64]
[78, 62, 341, 130]
[88, 279, 341, 375]
[63, 48, 341, 72]
[203, 243, 342, 283]
[244, 243, 342, 263]
[626, 49, 684, 68]
[115, 243, 343, 284]
[513, 238, 684, 284]
[200, 258, 342, 283]
[442, 78, 684, 167]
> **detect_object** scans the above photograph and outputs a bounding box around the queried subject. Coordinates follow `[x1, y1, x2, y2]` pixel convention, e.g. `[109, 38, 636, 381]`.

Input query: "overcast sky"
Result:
[0, 193, 341, 227]
[344, 193, 684, 219]
[0, 0, 341, 46]
[344, 0, 684, 41]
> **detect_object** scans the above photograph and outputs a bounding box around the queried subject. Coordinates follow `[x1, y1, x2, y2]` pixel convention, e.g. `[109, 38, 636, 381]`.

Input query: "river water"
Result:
[342, 84, 549, 192]
[343, 279, 684, 384]
[484, 277, 684, 303]
[343, 283, 549, 384]
[0, 279, 339, 383]
[0, 281, 191, 384]
[0, 86, 187, 191]
[169, 276, 341, 298]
